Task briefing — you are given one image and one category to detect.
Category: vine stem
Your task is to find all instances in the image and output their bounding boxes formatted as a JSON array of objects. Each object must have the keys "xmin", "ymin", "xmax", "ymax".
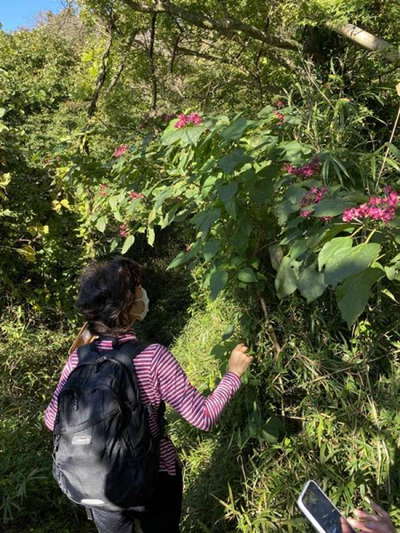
[{"xmin": 377, "ymin": 88, "xmax": 400, "ymax": 186}]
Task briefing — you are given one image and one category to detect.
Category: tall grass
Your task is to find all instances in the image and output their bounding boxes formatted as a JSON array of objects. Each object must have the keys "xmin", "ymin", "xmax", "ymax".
[{"xmin": 2, "ymin": 290, "xmax": 400, "ymax": 531}]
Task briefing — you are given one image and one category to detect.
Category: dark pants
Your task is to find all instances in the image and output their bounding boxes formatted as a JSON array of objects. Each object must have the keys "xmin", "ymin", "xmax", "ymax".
[{"xmin": 91, "ymin": 469, "xmax": 183, "ymax": 533}]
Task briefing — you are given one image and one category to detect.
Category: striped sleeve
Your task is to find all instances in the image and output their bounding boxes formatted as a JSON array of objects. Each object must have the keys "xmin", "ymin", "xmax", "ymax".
[
  {"xmin": 43, "ymin": 350, "xmax": 79, "ymax": 431},
  {"xmin": 153, "ymin": 345, "xmax": 241, "ymax": 431}
]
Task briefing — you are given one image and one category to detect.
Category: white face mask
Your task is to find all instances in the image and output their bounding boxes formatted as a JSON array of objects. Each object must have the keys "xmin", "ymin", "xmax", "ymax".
[{"xmin": 135, "ymin": 287, "xmax": 149, "ymax": 321}]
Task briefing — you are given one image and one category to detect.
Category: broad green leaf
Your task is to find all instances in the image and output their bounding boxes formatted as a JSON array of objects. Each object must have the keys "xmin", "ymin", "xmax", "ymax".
[
  {"xmin": 167, "ymin": 241, "xmax": 201, "ymax": 270},
  {"xmin": 221, "ymin": 117, "xmax": 253, "ymax": 141},
  {"xmin": 249, "ymin": 180, "xmax": 274, "ymax": 205},
  {"xmin": 121, "ymin": 234, "xmax": 135, "ymax": 254},
  {"xmin": 210, "ymin": 268, "xmax": 228, "ymax": 300},
  {"xmin": 109, "ymin": 195, "xmax": 120, "ymax": 211},
  {"xmin": 238, "ymin": 267, "xmax": 258, "ymax": 283},
  {"xmin": 313, "ymin": 198, "xmax": 352, "ymax": 217},
  {"xmin": 217, "ymin": 182, "xmax": 238, "ymax": 205},
  {"xmin": 96, "ymin": 216, "xmax": 107, "ymax": 233},
  {"xmin": 324, "ymin": 242, "xmax": 381, "ymax": 287},
  {"xmin": 275, "ymin": 200, "xmax": 299, "ymax": 225},
  {"xmin": 280, "ymin": 140, "xmax": 312, "ymax": 161},
  {"xmin": 217, "ymin": 182, "xmax": 238, "ymax": 217},
  {"xmin": 203, "ymin": 239, "xmax": 220, "ymax": 261},
  {"xmin": 318, "ymin": 237, "xmax": 353, "ymax": 271},
  {"xmin": 298, "ymin": 263, "xmax": 327, "ymax": 303},
  {"xmin": 192, "ymin": 208, "xmax": 221, "ymax": 235},
  {"xmin": 0, "ymin": 108, "xmax": 6, "ymax": 118},
  {"xmin": 275, "ymin": 256, "xmax": 299, "ymax": 298},
  {"xmin": 286, "ymin": 185, "xmax": 307, "ymax": 204},
  {"xmin": 218, "ymin": 148, "xmax": 252, "ymax": 174},
  {"xmin": 336, "ymin": 268, "xmax": 383, "ymax": 327}
]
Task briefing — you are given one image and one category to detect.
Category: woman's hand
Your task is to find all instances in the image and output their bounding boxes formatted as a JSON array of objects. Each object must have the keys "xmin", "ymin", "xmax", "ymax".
[
  {"xmin": 228, "ymin": 343, "xmax": 253, "ymax": 378},
  {"xmin": 345, "ymin": 503, "xmax": 396, "ymax": 533}
]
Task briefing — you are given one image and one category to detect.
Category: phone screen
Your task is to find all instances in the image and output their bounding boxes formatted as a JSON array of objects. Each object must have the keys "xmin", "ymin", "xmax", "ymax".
[{"xmin": 301, "ymin": 481, "xmax": 354, "ymax": 533}]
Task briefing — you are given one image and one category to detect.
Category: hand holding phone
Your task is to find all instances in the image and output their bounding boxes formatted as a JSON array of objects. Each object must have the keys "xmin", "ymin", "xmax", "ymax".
[{"xmin": 297, "ymin": 480, "xmax": 355, "ymax": 533}]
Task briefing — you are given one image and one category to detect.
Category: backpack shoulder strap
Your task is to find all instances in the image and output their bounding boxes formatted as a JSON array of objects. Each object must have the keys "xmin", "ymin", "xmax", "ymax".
[
  {"xmin": 110, "ymin": 341, "xmax": 149, "ymax": 371},
  {"xmin": 77, "ymin": 342, "xmax": 99, "ymax": 365}
]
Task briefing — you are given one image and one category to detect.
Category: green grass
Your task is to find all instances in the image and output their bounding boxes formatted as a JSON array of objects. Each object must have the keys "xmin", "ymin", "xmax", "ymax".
[{"xmin": 2, "ymin": 293, "xmax": 400, "ymax": 532}]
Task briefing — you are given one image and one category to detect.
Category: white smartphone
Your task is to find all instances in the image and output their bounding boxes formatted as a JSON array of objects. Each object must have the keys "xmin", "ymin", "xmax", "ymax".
[{"xmin": 297, "ymin": 480, "xmax": 355, "ymax": 533}]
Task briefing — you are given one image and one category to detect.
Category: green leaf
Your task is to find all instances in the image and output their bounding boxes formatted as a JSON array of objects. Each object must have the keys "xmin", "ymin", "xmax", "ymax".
[
  {"xmin": 147, "ymin": 227, "xmax": 155, "ymax": 246},
  {"xmin": 0, "ymin": 108, "xmax": 6, "ymax": 118},
  {"xmin": 222, "ymin": 325, "xmax": 234, "ymax": 340},
  {"xmin": 238, "ymin": 267, "xmax": 258, "ymax": 283},
  {"xmin": 249, "ymin": 180, "xmax": 274, "ymax": 205},
  {"xmin": 217, "ymin": 182, "xmax": 238, "ymax": 217},
  {"xmin": 218, "ymin": 148, "xmax": 252, "ymax": 174},
  {"xmin": 280, "ymin": 140, "xmax": 312, "ymax": 161},
  {"xmin": 221, "ymin": 117, "xmax": 252, "ymax": 141},
  {"xmin": 275, "ymin": 256, "xmax": 299, "ymax": 298},
  {"xmin": 167, "ymin": 243, "xmax": 200, "ymax": 270},
  {"xmin": 203, "ymin": 239, "xmax": 220, "ymax": 261},
  {"xmin": 336, "ymin": 268, "xmax": 383, "ymax": 327},
  {"xmin": 96, "ymin": 216, "xmax": 107, "ymax": 233},
  {"xmin": 192, "ymin": 208, "xmax": 221, "ymax": 235},
  {"xmin": 324, "ymin": 242, "xmax": 381, "ymax": 287},
  {"xmin": 313, "ymin": 198, "xmax": 352, "ymax": 217},
  {"xmin": 210, "ymin": 268, "xmax": 228, "ymax": 299},
  {"xmin": 121, "ymin": 234, "xmax": 135, "ymax": 254},
  {"xmin": 298, "ymin": 262, "xmax": 327, "ymax": 303},
  {"xmin": 161, "ymin": 125, "xmax": 206, "ymax": 146},
  {"xmin": 318, "ymin": 237, "xmax": 353, "ymax": 271}
]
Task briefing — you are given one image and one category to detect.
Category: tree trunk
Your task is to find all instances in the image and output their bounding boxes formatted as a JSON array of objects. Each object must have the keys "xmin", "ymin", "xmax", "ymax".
[{"xmin": 330, "ymin": 23, "xmax": 400, "ymax": 63}]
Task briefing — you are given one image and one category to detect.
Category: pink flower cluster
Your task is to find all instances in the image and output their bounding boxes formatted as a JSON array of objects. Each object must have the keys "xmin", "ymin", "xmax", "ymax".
[
  {"xmin": 300, "ymin": 187, "xmax": 328, "ymax": 218},
  {"xmin": 342, "ymin": 187, "xmax": 399, "ymax": 223},
  {"xmin": 129, "ymin": 191, "xmax": 145, "ymax": 200},
  {"xmin": 113, "ymin": 144, "xmax": 129, "ymax": 158},
  {"xmin": 274, "ymin": 100, "xmax": 286, "ymax": 109},
  {"xmin": 119, "ymin": 224, "xmax": 129, "ymax": 238},
  {"xmin": 274, "ymin": 111, "xmax": 285, "ymax": 125},
  {"xmin": 99, "ymin": 184, "xmax": 108, "ymax": 197},
  {"xmin": 283, "ymin": 157, "xmax": 321, "ymax": 178},
  {"xmin": 174, "ymin": 113, "xmax": 203, "ymax": 129}
]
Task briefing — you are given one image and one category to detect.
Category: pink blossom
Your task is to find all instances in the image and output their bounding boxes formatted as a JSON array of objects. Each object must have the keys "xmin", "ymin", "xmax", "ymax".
[
  {"xmin": 119, "ymin": 224, "xmax": 129, "ymax": 238},
  {"xmin": 99, "ymin": 184, "xmax": 108, "ymax": 197},
  {"xmin": 342, "ymin": 189, "xmax": 399, "ymax": 223},
  {"xmin": 300, "ymin": 209, "xmax": 312, "ymax": 218},
  {"xmin": 274, "ymin": 111, "xmax": 285, "ymax": 125},
  {"xmin": 174, "ymin": 112, "xmax": 203, "ymax": 128},
  {"xmin": 113, "ymin": 144, "xmax": 129, "ymax": 157},
  {"xmin": 129, "ymin": 191, "xmax": 145, "ymax": 200},
  {"xmin": 282, "ymin": 157, "xmax": 321, "ymax": 178},
  {"xmin": 274, "ymin": 100, "xmax": 285, "ymax": 109},
  {"xmin": 300, "ymin": 187, "xmax": 328, "ymax": 208}
]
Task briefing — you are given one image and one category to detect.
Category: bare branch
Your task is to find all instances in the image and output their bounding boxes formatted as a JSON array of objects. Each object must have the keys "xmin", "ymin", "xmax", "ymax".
[
  {"xmin": 121, "ymin": 0, "xmax": 299, "ymax": 52},
  {"xmin": 329, "ymin": 23, "xmax": 400, "ymax": 64}
]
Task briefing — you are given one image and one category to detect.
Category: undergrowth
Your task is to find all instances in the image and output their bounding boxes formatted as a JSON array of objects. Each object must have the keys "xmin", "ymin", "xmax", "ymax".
[{"xmin": 2, "ymin": 291, "xmax": 400, "ymax": 531}]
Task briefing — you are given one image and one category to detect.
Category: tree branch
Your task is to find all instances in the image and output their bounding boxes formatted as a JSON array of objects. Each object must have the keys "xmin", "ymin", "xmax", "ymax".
[
  {"xmin": 148, "ymin": 13, "xmax": 158, "ymax": 111},
  {"xmin": 329, "ymin": 23, "xmax": 400, "ymax": 64},
  {"xmin": 121, "ymin": 0, "xmax": 299, "ymax": 52}
]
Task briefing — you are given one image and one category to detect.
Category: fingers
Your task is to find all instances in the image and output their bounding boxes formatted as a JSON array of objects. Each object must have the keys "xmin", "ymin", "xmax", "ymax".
[
  {"xmin": 340, "ymin": 517, "xmax": 353, "ymax": 533},
  {"xmin": 371, "ymin": 503, "xmax": 391, "ymax": 520},
  {"xmin": 347, "ymin": 518, "xmax": 378, "ymax": 533}
]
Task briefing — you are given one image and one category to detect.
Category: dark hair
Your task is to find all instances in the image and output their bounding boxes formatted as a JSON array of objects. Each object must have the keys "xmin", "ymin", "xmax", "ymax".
[{"xmin": 76, "ymin": 256, "xmax": 143, "ymax": 336}]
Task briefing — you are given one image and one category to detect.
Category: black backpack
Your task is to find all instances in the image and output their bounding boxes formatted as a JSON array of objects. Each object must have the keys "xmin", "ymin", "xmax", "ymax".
[{"xmin": 52, "ymin": 339, "xmax": 165, "ymax": 512}]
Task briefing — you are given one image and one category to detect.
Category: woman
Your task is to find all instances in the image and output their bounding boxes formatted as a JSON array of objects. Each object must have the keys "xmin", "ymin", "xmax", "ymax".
[{"xmin": 44, "ymin": 256, "xmax": 253, "ymax": 533}]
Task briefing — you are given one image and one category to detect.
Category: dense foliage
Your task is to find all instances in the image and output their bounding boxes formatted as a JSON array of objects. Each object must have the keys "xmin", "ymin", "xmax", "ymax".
[{"xmin": 1, "ymin": 1, "xmax": 400, "ymax": 531}]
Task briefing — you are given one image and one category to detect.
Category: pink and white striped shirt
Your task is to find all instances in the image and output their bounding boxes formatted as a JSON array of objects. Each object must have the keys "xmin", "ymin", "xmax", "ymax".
[{"xmin": 44, "ymin": 333, "xmax": 241, "ymax": 476}]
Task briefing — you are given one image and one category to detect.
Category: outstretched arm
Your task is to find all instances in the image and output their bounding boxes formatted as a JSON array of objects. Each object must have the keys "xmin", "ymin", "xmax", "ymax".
[{"xmin": 154, "ymin": 343, "xmax": 253, "ymax": 431}]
